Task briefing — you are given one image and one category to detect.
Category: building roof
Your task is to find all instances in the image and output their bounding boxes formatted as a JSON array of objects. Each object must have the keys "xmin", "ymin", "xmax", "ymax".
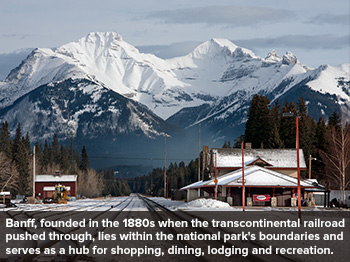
[
  {"xmin": 35, "ymin": 174, "xmax": 77, "ymax": 183},
  {"xmin": 211, "ymin": 148, "xmax": 307, "ymax": 169},
  {"xmin": 180, "ymin": 166, "xmax": 317, "ymax": 190}
]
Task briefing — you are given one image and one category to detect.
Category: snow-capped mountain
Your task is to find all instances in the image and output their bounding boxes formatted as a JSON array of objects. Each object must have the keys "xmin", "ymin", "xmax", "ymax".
[{"xmin": 0, "ymin": 32, "xmax": 349, "ymax": 165}]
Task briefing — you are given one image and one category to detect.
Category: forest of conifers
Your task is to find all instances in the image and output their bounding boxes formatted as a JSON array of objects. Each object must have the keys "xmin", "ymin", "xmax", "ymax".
[{"xmin": 1, "ymin": 94, "xmax": 349, "ymax": 200}]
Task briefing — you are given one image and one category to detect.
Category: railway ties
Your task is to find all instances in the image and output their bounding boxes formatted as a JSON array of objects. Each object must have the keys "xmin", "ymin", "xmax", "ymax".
[
  {"xmin": 137, "ymin": 194, "xmax": 249, "ymax": 262},
  {"xmin": 2, "ymin": 195, "xmax": 295, "ymax": 262},
  {"xmin": 3, "ymin": 195, "xmax": 134, "ymax": 262},
  {"xmin": 137, "ymin": 194, "xmax": 294, "ymax": 262}
]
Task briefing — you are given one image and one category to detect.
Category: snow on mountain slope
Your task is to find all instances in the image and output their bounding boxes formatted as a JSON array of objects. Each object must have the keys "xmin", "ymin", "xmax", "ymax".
[
  {"xmin": 0, "ymin": 48, "xmax": 82, "ymax": 106},
  {"xmin": 0, "ymin": 78, "xmax": 174, "ymax": 142},
  {"xmin": 0, "ymin": 32, "xmax": 349, "ymax": 124},
  {"xmin": 54, "ymin": 32, "xmax": 191, "ymax": 117},
  {"xmin": 306, "ymin": 64, "xmax": 350, "ymax": 102}
]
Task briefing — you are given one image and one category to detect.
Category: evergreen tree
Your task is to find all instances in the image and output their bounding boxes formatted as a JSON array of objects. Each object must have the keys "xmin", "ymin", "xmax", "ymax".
[
  {"xmin": 22, "ymin": 132, "xmax": 31, "ymax": 153},
  {"xmin": 80, "ymin": 146, "xmax": 89, "ymax": 171},
  {"xmin": 315, "ymin": 118, "xmax": 327, "ymax": 151},
  {"xmin": 11, "ymin": 123, "xmax": 30, "ymax": 194},
  {"xmin": 270, "ymin": 99, "xmax": 282, "ymax": 128},
  {"xmin": 269, "ymin": 122, "xmax": 284, "ymax": 148},
  {"xmin": 233, "ymin": 135, "xmax": 244, "ymax": 148},
  {"xmin": 328, "ymin": 111, "xmax": 341, "ymax": 131},
  {"xmin": 52, "ymin": 134, "xmax": 60, "ymax": 165},
  {"xmin": 34, "ymin": 142, "xmax": 43, "ymax": 173},
  {"xmin": 42, "ymin": 140, "xmax": 50, "ymax": 170},
  {"xmin": 297, "ymin": 97, "xmax": 316, "ymax": 164},
  {"xmin": 0, "ymin": 122, "xmax": 12, "ymax": 158},
  {"xmin": 68, "ymin": 137, "xmax": 76, "ymax": 173},
  {"xmin": 59, "ymin": 145, "xmax": 69, "ymax": 172},
  {"xmin": 222, "ymin": 141, "xmax": 232, "ymax": 148},
  {"xmin": 279, "ymin": 100, "xmax": 297, "ymax": 148},
  {"xmin": 245, "ymin": 94, "xmax": 272, "ymax": 148},
  {"xmin": 12, "ymin": 123, "xmax": 22, "ymax": 161}
]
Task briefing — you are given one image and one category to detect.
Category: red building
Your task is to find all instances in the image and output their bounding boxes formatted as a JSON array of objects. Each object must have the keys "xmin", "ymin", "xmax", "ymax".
[{"xmin": 35, "ymin": 173, "xmax": 78, "ymax": 199}]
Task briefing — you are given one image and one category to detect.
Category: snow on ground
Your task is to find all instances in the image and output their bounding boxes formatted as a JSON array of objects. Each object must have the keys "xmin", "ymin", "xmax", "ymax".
[
  {"xmin": 2, "ymin": 196, "xmax": 131, "ymax": 212},
  {"xmin": 178, "ymin": 198, "xmax": 232, "ymax": 211},
  {"xmin": 148, "ymin": 197, "xmax": 185, "ymax": 211},
  {"xmin": 2, "ymin": 196, "xmax": 347, "ymax": 212},
  {"xmin": 150, "ymin": 197, "xmax": 239, "ymax": 211}
]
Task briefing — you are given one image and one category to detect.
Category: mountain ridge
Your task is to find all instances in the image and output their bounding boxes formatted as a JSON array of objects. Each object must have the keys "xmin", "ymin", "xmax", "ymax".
[{"xmin": 0, "ymin": 32, "xmax": 349, "ymax": 167}]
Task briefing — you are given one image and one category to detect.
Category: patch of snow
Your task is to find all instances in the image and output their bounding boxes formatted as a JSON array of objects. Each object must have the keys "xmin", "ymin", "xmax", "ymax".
[{"xmin": 178, "ymin": 198, "xmax": 232, "ymax": 210}]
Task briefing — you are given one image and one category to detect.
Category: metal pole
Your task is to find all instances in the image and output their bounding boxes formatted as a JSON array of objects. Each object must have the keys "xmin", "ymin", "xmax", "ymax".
[
  {"xmin": 198, "ymin": 123, "xmax": 201, "ymax": 197},
  {"xmin": 167, "ymin": 177, "xmax": 169, "ymax": 199},
  {"xmin": 33, "ymin": 145, "xmax": 36, "ymax": 198},
  {"xmin": 214, "ymin": 153, "xmax": 217, "ymax": 200},
  {"xmin": 309, "ymin": 154, "xmax": 312, "ymax": 179},
  {"xmin": 242, "ymin": 142, "xmax": 245, "ymax": 212},
  {"xmin": 151, "ymin": 158, "xmax": 153, "ymax": 196},
  {"xmin": 164, "ymin": 135, "xmax": 166, "ymax": 198},
  {"xmin": 296, "ymin": 117, "xmax": 301, "ymax": 221}
]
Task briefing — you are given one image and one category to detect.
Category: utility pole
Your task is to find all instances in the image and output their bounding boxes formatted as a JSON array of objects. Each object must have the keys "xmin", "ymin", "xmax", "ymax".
[
  {"xmin": 296, "ymin": 116, "xmax": 301, "ymax": 222},
  {"xmin": 150, "ymin": 158, "xmax": 153, "ymax": 196},
  {"xmin": 242, "ymin": 142, "xmax": 245, "ymax": 212},
  {"xmin": 309, "ymin": 154, "xmax": 312, "ymax": 179},
  {"xmin": 214, "ymin": 153, "xmax": 217, "ymax": 200},
  {"xmin": 283, "ymin": 112, "xmax": 302, "ymax": 222},
  {"xmin": 33, "ymin": 145, "xmax": 36, "ymax": 198},
  {"xmin": 164, "ymin": 135, "xmax": 167, "ymax": 198},
  {"xmin": 198, "ymin": 123, "xmax": 201, "ymax": 197}
]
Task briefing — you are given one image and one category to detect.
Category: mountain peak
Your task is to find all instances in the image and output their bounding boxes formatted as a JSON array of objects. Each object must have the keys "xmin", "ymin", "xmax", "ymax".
[
  {"xmin": 83, "ymin": 32, "xmax": 124, "ymax": 45},
  {"xmin": 189, "ymin": 38, "xmax": 237, "ymax": 59},
  {"xmin": 265, "ymin": 50, "xmax": 282, "ymax": 62},
  {"xmin": 282, "ymin": 51, "xmax": 298, "ymax": 65},
  {"xmin": 55, "ymin": 32, "xmax": 138, "ymax": 60}
]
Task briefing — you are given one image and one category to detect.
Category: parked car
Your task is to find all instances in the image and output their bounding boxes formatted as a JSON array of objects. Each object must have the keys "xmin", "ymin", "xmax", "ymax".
[{"xmin": 345, "ymin": 195, "xmax": 350, "ymax": 208}]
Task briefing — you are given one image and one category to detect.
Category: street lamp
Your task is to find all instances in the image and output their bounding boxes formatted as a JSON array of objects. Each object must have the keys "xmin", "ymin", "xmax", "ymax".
[
  {"xmin": 283, "ymin": 112, "xmax": 301, "ymax": 221},
  {"xmin": 308, "ymin": 155, "xmax": 317, "ymax": 179}
]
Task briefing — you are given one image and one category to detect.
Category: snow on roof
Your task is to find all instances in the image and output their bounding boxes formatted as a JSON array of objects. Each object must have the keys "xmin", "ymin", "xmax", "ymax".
[
  {"xmin": 180, "ymin": 180, "xmax": 209, "ymax": 190},
  {"xmin": 221, "ymin": 166, "xmax": 313, "ymax": 187},
  {"xmin": 181, "ymin": 166, "xmax": 317, "ymax": 190},
  {"xmin": 212, "ymin": 148, "xmax": 307, "ymax": 169},
  {"xmin": 35, "ymin": 174, "xmax": 77, "ymax": 183}
]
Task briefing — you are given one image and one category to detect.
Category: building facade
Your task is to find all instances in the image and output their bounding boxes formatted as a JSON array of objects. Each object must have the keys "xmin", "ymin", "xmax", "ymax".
[
  {"xmin": 181, "ymin": 148, "xmax": 324, "ymax": 207},
  {"xmin": 35, "ymin": 173, "xmax": 78, "ymax": 199}
]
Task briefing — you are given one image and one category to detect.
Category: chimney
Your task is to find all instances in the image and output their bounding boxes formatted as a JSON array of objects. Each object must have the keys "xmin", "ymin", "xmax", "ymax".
[{"xmin": 245, "ymin": 143, "xmax": 252, "ymax": 150}]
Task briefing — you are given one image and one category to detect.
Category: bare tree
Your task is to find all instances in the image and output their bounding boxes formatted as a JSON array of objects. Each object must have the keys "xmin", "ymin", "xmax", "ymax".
[
  {"xmin": 0, "ymin": 153, "xmax": 19, "ymax": 192},
  {"xmin": 78, "ymin": 169, "xmax": 104, "ymax": 198},
  {"xmin": 321, "ymin": 124, "xmax": 350, "ymax": 203}
]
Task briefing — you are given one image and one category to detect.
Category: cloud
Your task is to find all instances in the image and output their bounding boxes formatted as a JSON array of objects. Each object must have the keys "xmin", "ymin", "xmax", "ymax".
[
  {"xmin": 136, "ymin": 34, "xmax": 348, "ymax": 61},
  {"xmin": 2, "ymin": 34, "xmax": 32, "ymax": 40},
  {"xmin": 137, "ymin": 41, "xmax": 200, "ymax": 58},
  {"xmin": 0, "ymin": 49, "xmax": 32, "ymax": 80},
  {"xmin": 234, "ymin": 34, "xmax": 350, "ymax": 50},
  {"xmin": 307, "ymin": 13, "xmax": 350, "ymax": 25},
  {"xmin": 147, "ymin": 6, "xmax": 294, "ymax": 26}
]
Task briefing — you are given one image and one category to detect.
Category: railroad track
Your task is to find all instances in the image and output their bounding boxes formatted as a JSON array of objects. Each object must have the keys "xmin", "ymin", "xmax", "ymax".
[
  {"xmin": 137, "ymin": 194, "xmax": 294, "ymax": 262},
  {"xmin": 3, "ymin": 195, "xmax": 134, "ymax": 262},
  {"xmin": 2, "ymin": 194, "xmax": 315, "ymax": 262}
]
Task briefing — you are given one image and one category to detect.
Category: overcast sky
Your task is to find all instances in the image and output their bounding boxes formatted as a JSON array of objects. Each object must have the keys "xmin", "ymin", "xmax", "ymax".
[{"xmin": 0, "ymin": 0, "xmax": 349, "ymax": 79}]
